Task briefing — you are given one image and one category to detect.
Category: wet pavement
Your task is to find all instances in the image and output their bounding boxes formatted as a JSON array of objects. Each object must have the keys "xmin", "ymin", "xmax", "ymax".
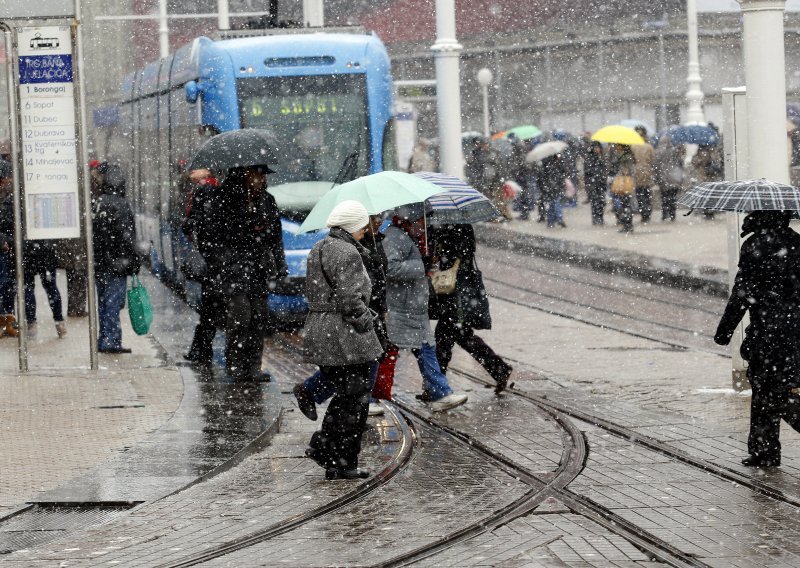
[{"xmin": 6, "ymin": 213, "xmax": 800, "ymax": 566}]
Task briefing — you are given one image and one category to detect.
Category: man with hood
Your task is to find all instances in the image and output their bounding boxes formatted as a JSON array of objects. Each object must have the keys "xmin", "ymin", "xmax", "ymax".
[
  {"xmin": 92, "ymin": 164, "xmax": 140, "ymax": 353},
  {"xmin": 715, "ymin": 210, "xmax": 800, "ymax": 467}
]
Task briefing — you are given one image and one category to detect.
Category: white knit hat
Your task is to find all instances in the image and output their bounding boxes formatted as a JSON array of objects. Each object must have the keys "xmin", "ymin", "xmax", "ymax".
[{"xmin": 326, "ymin": 200, "xmax": 369, "ymax": 233}]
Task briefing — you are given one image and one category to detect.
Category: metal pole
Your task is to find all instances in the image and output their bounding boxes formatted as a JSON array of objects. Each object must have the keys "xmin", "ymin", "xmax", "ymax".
[
  {"xmin": 685, "ymin": 0, "xmax": 705, "ymax": 124},
  {"xmin": 2, "ymin": 24, "xmax": 27, "ymax": 371},
  {"xmin": 75, "ymin": 0, "xmax": 99, "ymax": 370},
  {"xmin": 158, "ymin": 0, "xmax": 169, "ymax": 58},
  {"xmin": 722, "ymin": 87, "xmax": 749, "ymax": 390},
  {"xmin": 217, "ymin": 0, "xmax": 230, "ymax": 30},
  {"xmin": 302, "ymin": 0, "xmax": 324, "ymax": 27},
  {"xmin": 481, "ymin": 85, "xmax": 489, "ymax": 137},
  {"xmin": 477, "ymin": 68, "xmax": 493, "ymax": 137},
  {"xmin": 737, "ymin": 0, "xmax": 789, "ymax": 183},
  {"xmin": 432, "ymin": 0, "xmax": 464, "ymax": 178},
  {"xmin": 659, "ymin": 31, "xmax": 668, "ymax": 130}
]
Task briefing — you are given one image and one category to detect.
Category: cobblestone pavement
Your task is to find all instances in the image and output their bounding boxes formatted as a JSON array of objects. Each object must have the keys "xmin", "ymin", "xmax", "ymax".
[
  {"xmin": 2, "ymin": 348, "xmax": 406, "ymax": 566},
  {"xmin": 423, "ymin": 507, "xmax": 656, "ymax": 567},
  {"xmin": 0, "ymin": 271, "xmax": 183, "ymax": 518},
  {"xmin": 10, "ymin": 232, "xmax": 800, "ymax": 567}
]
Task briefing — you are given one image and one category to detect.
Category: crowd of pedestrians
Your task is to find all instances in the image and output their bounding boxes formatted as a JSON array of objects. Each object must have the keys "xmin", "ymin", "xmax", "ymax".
[{"xmin": 415, "ymin": 125, "xmax": 725, "ymax": 234}]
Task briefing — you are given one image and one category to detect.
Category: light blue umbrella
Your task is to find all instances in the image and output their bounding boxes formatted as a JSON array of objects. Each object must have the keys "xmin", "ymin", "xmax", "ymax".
[
  {"xmin": 413, "ymin": 171, "xmax": 501, "ymax": 225},
  {"xmin": 298, "ymin": 171, "xmax": 447, "ymax": 233}
]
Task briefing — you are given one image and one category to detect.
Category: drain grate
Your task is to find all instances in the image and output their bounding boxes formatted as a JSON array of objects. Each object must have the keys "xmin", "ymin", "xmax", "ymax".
[{"xmin": 0, "ymin": 503, "xmax": 137, "ymax": 554}]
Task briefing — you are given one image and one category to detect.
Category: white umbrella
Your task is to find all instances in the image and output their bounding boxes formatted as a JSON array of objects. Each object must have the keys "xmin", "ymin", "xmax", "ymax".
[{"xmin": 525, "ymin": 141, "xmax": 568, "ymax": 164}]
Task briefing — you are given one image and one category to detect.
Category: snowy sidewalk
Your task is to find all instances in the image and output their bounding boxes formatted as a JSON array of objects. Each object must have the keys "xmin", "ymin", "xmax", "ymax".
[{"xmin": 0, "ymin": 271, "xmax": 183, "ymax": 516}]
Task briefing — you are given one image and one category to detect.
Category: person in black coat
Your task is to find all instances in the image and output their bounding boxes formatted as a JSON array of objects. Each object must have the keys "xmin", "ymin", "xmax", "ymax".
[
  {"xmin": 583, "ymin": 141, "xmax": 608, "ymax": 225},
  {"xmin": 536, "ymin": 154, "xmax": 568, "ymax": 228},
  {"xmin": 93, "ymin": 165, "xmax": 140, "ymax": 353},
  {"xmin": 182, "ymin": 173, "xmax": 225, "ymax": 363},
  {"xmin": 433, "ymin": 223, "xmax": 512, "ymax": 393},
  {"xmin": 715, "ymin": 210, "xmax": 800, "ymax": 467},
  {"xmin": 0, "ymin": 159, "xmax": 18, "ymax": 336},
  {"xmin": 205, "ymin": 166, "xmax": 287, "ymax": 381}
]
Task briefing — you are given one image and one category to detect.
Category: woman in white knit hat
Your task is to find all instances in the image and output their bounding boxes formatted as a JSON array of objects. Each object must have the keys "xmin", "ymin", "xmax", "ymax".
[{"xmin": 303, "ymin": 200, "xmax": 383, "ymax": 480}]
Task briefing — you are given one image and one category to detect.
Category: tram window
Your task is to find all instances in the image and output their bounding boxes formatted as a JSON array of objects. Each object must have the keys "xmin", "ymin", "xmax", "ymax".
[{"xmin": 238, "ymin": 74, "xmax": 370, "ymax": 193}]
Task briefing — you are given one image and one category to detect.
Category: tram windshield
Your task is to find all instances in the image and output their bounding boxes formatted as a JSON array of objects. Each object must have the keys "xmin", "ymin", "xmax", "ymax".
[{"xmin": 239, "ymin": 74, "xmax": 370, "ymax": 218}]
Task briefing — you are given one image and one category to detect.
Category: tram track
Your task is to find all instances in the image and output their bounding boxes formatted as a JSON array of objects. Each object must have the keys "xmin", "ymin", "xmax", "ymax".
[
  {"xmin": 380, "ymin": 396, "xmax": 707, "ymax": 568},
  {"xmin": 477, "ymin": 253, "xmax": 728, "ymax": 357},
  {"xmin": 476, "ymin": 249, "xmax": 725, "ymax": 318},
  {"xmin": 451, "ymin": 366, "xmax": 800, "ymax": 515},
  {"xmin": 155, "ymin": 401, "xmax": 418, "ymax": 568}
]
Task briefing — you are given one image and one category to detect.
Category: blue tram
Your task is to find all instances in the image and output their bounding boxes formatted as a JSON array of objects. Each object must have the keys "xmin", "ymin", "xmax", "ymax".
[{"xmin": 107, "ymin": 30, "xmax": 395, "ymax": 320}]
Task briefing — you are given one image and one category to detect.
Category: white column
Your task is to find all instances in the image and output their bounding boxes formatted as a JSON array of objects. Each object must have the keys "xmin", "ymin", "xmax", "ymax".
[
  {"xmin": 737, "ymin": 0, "xmax": 789, "ymax": 183},
  {"xmin": 303, "ymin": 0, "xmax": 325, "ymax": 27},
  {"xmin": 685, "ymin": 0, "xmax": 705, "ymax": 124},
  {"xmin": 432, "ymin": 0, "xmax": 464, "ymax": 178},
  {"xmin": 477, "ymin": 68, "xmax": 493, "ymax": 138},
  {"xmin": 158, "ymin": 0, "xmax": 169, "ymax": 58},
  {"xmin": 217, "ymin": 0, "xmax": 230, "ymax": 30}
]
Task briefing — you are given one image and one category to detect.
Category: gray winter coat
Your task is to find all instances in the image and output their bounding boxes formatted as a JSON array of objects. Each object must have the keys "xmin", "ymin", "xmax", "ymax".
[
  {"xmin": 303, "ymin": 228, "xmax": 383, "ymax": 367},
  {"xmin": 383, "ymin": 225, "xmax": 435, "ymax": 349}
]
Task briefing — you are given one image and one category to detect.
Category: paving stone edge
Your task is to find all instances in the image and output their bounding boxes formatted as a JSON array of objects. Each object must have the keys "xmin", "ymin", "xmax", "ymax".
[{"xmin": 475, "ymin": 224, "xmax": 729, "ymax": 297}]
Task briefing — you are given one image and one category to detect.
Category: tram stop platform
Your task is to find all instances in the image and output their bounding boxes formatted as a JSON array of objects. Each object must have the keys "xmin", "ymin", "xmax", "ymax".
[{"xmin": 4, "ymin": 206, "xmax": 800, "ymax": 566}]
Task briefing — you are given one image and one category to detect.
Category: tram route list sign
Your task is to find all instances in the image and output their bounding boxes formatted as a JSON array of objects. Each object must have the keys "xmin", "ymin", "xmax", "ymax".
[{"xmin": 17, "ymin": 26, "xmax": 80, "ymax": 239}]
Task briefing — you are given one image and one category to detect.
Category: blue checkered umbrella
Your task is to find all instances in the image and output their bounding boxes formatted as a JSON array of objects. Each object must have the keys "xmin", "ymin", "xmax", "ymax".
[
  {"xmin": 413, "ymin": 171, "xmax": 502, "ymax": 224},
  {"xmin": 679, "ymin": 179, "xmax": 800, "ymax": 212}
]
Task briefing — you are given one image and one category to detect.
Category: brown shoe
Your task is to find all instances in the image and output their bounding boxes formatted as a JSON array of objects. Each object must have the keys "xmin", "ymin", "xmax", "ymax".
[{"xmin": 1, "ymin": 314, "xmax": 19, "ymax": 338}]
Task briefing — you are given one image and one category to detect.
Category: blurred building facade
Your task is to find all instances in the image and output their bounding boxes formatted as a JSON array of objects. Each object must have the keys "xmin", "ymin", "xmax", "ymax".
[{"xmin": 2, "ymin": 1, "xmax": 800, "ymax": 147}]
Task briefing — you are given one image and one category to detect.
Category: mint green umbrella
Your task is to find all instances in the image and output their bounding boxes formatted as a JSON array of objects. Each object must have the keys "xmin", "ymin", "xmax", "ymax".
[
  {"xmin": 506, "ymin": 124, "xmax": 542, "ymax": 140},
  {"xmin": 298, "ymin": 171, "xmax": 447, "ymax": 233}
]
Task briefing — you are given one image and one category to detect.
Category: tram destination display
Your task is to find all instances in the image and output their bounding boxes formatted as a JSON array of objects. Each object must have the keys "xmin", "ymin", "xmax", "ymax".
[{"xmin": 17, "ymin": 26, "xmax": 80, "ymax": 239}]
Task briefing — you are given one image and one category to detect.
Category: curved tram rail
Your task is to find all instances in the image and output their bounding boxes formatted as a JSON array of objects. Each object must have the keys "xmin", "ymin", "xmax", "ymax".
[
  {"xmin": 452, "ymin": 367, "xmax": 800, "ymax": 522},
  {"xmin": 156, "ymin": 402, "xmax": 417, "ymax": 568},
  {"xmin": 381, "ymin": 397, "xmax": 707, "ymax": 568}
]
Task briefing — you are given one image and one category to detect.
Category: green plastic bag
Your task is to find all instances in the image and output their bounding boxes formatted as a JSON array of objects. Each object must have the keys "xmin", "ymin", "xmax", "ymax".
[{"xmin": 127, "ymin": 275, "xmax": 153, "ymax": 335}]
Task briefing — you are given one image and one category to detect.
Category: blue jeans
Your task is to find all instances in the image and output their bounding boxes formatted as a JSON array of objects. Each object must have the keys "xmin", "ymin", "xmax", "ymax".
[
  {"xmin": 545, "ymin": 196, "xmax": 563, "ymax": 227},
  {"xmin": 96, "ymin": 274, "xmax": 127, "ymax": 350},
  {"xmin": 412, "ymin": 343, "xmax": 453, "ymax": 400},
  {"xmin": 305, "ymin": 361, "xmax": 379, "ymax": 405}
]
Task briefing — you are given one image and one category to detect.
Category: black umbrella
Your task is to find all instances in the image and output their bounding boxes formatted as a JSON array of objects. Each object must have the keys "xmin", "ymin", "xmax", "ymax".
[
  {"xmin": 679, "ymin": 179, "xmax": 800, "ymax": 212},
  {"xmin": 187, "ymin": 129, "xmax": 279, "ymax": 174}
]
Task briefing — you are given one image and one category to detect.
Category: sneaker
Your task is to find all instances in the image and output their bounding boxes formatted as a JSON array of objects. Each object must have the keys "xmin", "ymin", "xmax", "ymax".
[
  {"xmin": 368, "ymin": 403, "xmax": 384, "ymax": 417},
  {"xmin": 26, "ymin": 322, "xmax": 37, "ymax": 339},
  {"xmin": 55, "ymin": 322, "xmax": 67, "ymax": 338},
  {"xmin": 429, "ymin": 393, "xmax": 468, "ymax": 412}
]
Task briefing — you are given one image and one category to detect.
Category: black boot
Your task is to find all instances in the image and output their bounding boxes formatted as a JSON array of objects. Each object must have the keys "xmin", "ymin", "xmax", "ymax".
[
  {"xmin": 325, "ymin": 468, "xmax": 370, "ymax": 480},
  {"xmin": 742, "ymin": 454, "xmax": 781, "ymax": 468},
  {"xmin": 294, "ymin": 383, "xmax": 318, "ymax": 421}
]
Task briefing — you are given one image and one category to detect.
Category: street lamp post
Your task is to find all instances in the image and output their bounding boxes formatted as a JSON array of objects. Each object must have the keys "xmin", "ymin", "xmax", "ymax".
[
  {"xmin": 737, "ymin": 0, "xmax": 789, "ymax": 183},
  {"xmin": 685, "ymin": 0, "xmax": 705, "ymax": 124},
  {"xmin": 476, "ymin": 68, "xmax": 493, "ymax": 138},
  {"xmin": 432, "ymin": 0, "xmax": 464, "ymax": 178}
]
